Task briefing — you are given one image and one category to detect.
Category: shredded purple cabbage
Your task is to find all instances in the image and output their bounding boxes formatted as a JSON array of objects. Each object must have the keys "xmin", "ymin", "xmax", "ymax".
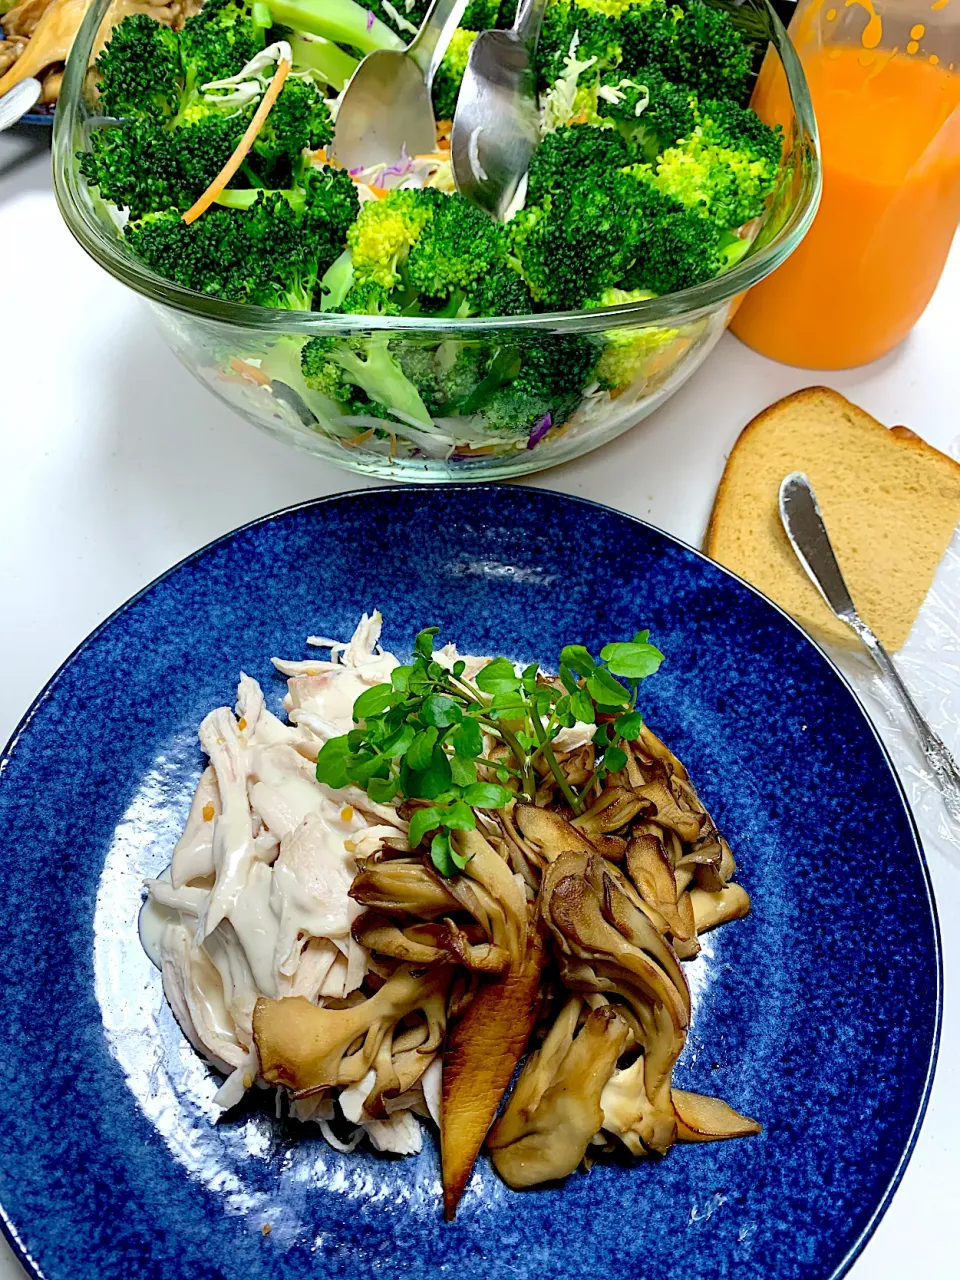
[
  {"xmin": 366, "ymin": 9, "xmax": 375, "ymax": 29},
  {"xmin": 349, "ymin": 166, "xmax": 364, "ymax": 176},
  {"xmin": 381, "ymin": 143, "xmax": 414, "ymax": 179},
  {"xmin": 526, "ymin": 412, "xmax": 552, "ymax": 450}
]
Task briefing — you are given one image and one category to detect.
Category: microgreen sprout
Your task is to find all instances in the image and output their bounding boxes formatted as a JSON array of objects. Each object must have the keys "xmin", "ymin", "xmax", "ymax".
[{"xmin": 315, "ymin": 626, "xmax": 664, "ymax": 875}]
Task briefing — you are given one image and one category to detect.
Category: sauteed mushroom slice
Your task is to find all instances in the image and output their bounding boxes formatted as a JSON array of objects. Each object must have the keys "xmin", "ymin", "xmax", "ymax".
[
  {"xmin": 572, "ymin": 786, "xmax": 649, "ymax": 835},
  {"xmin": 672, "ymin": 1089, "xmax": 761, "ymax": 1142},
  {"xmin": 487, "ymin": 1000, "xmax": 629, "ymax": 1188},
  {"xmin": 541, "ymin": 852, "xmax": 690, "ymax": 1032},
  {"xmin": 625, "ymin": 834, "xmax": 692, "ymax": 942},
  {"xmin": 635, "ymin": 782, "xmax": 703, "ymax": 843},
  {"xmin": 350, "ymin": 858, "xmax": 462, "ymax": 918},
  {"xmin": 352, "ymin": 913, "xmax": 511, "ymax": 973},
  {"xmin": 441, "ymin": 924, "xmax": 546, "ymax": 1218},
  {"xmin": 515, "ymin": 804, "xmax": 626, "ymax": 864},
  {"xmin": 600, "ymin": 1003, "xmax": 684, "ymax": 1157},
  {"xmin": 253, "ymin": 963, "xmax": 453, "ymax": 1096},
  {"xmin": 689, "ymin": 883, "xmax": 751, "ymax": 933}
]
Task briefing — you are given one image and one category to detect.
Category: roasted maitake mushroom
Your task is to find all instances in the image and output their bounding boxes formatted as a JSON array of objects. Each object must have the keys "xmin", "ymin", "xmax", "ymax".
[
  {"xmin": 488, "ymin": 998, "xmax": 629, "ymax": 1188},
  {"xmin": 253, "ymin": 963, "xmax": 451, "ymax": 1116}
]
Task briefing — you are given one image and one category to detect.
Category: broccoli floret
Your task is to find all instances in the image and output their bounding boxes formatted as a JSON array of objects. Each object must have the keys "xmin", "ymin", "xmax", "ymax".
[
  {"xmin": 467, "ymin": 266, "xmax": 532, "ymax": 317},
  {"xmin": 595, "ymin": 68, "xmax": 698, "ymax": 157},
  {"xmin": 512, "ymin": 123, "xmax": 726, "ymax": 306},
  {"xmin": 509, "ymin": 125, "xmax": 648, "ymax": 308},
  {"xmin": 79, "ymin": 110, "xmax": 247, "ymax": 218},
  {"xmin": 392, "ymin": 341, "xmax": 486, "ymax": 415},
  {"xmin": 251, "ymin": 76, "xmax": 333, "ymax": 186},
  {"xmin": 94, "ymin": 13, "xmax": 181, "ymax": 120},
  {"xmin": 618, "ymin": 1, "xmax": 753, "ymax": 102},
  {"xmin": 406, "ymin": 192, "xmax": 510, "ymax": 296},
  {"xmin": 432, "ymin": 28, "xmax": 478, "ymax": 121},
  {"xmin": 462, "ymin": 0, "xmax": 503, "ymax": 28},
  {"xmin": 476, "ymin": 335, "xmax": 598, "ymax": 437},
  {"xmin": 124, "ymin": 163, "xmax": 354, "ymax": 309},
  {"xmin": 302, "ymin": 280, "xmax": 431, "ymax": 422},
  {"xmin": 537, "ymin": 0, "xmax": 755, "ymax": 103},
  {"xmin": 620, "ymin": 199, "xmax": 724, "ymax": 293},
  {"xmin": 525, "ymin": 121, "xmax": 634, "ymax": 205},
  {"xmin": 180, "ymin": 0, "xmax": 266, "ymax": 88},
  {"xmin": 365, "ymin": 0, "xmax": 427, "ymax": 37},
  {"xmin": 585, "ymin": 286, "xmax": 680, "ymax": 389},
  {"xmin": 633, "ymin": 125, "xmax": 779, "ymax": 229},
  {"xmin": 697, "ymin": 95, "xmax": 783, "ymax": 167},
  {"xmin": 124, "ymin": 207, "xmax": 259, "ymax": 301},
  {"xmin": 536, "ymin": 2, "xmax": 629, "ymax": 93},
  {"xmin": 302, "ymin": 331, "xmax": 433, "ymax": 426},
  {"xmin": 346, "ymin": 187, "xmax": 439, "ymax": 288}
]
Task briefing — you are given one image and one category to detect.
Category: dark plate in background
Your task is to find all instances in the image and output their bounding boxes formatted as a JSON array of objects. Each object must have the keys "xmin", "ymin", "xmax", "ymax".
[{"xmin": 0, "ymin": 486, "xmax": 939, "ymax": 1280}]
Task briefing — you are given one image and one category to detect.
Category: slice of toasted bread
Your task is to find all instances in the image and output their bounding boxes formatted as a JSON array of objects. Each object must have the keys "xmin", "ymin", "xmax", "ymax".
[{"xmin": 705, "ymin": 387, "xmax": 960, "ymax": 651}]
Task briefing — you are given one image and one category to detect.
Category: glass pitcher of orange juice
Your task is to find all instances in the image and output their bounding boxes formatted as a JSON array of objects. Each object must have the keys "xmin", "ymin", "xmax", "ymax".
[{"xmin": 731, "ymin": 0, "xmax": 960, "ymax": 369}]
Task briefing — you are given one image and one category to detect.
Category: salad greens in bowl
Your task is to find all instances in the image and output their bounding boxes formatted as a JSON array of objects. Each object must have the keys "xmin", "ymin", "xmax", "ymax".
[{"xmin": 53, "ymin": 0, "xmax": 819, "ymax": 480}]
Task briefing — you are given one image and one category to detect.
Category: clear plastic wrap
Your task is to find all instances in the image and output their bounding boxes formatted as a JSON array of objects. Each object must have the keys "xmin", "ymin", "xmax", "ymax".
[{"xmin": 827, "ymin": 489, "xmax": 960, "ymax": 863}]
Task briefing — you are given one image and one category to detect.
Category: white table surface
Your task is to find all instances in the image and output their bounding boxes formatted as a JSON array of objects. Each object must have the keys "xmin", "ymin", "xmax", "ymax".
[{"xmin": 2, "ymin": 125, "xmax": 958, "ymax": 1280}]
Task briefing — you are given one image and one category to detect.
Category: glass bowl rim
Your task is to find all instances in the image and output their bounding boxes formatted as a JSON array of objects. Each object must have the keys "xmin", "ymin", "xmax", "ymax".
[{"xmin": 52, "ymin": 0, "xmax": 821, "ymax": 337}]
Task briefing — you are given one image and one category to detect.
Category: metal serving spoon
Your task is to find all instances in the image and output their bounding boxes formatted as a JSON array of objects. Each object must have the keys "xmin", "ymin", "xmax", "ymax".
[
  {"xmin": 332, "ymin": 0, "xmax": 468, "ymax": 173},
  {"xmin": 0, "ymin": 78, "xmax": 41, "ymax": 132},
  {"xmin": 779, "ymin": 471, "xmax": 960, "ymax": 822},
  {"xmin": 450, "ymin": 0, "xmax": 548, "ymax": 219}
]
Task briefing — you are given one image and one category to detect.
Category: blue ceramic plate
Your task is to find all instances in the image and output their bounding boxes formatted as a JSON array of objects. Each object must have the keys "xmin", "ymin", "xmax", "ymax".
[{"xmin": 0, "ymin": 486, "xmax": 940, "ymax": 1280}]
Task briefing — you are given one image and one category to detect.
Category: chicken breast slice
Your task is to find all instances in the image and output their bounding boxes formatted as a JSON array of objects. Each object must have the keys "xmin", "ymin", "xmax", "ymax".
[
  {"xmin": 160, "ymin": 921, "xmax": 246, "ymax": 1072},
  {"xmin": 170, "ymin": 766, "xmax": 219, "ymax": 888},
  {"xmin": 196, "ymin": 708, "xmax": 256, "ymax": 941}
]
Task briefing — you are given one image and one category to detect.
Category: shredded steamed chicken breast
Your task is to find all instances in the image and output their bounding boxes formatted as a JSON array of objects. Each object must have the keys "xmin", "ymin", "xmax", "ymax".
[{"xmin": 140, "ymin": 611, "xmax": 447, "ymax": 1153}]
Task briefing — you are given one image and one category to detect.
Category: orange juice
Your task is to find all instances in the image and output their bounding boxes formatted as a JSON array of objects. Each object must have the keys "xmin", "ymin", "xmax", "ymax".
[{"xmin": 732, "ymin": 43, "xmax": 960, "ymax": 368}]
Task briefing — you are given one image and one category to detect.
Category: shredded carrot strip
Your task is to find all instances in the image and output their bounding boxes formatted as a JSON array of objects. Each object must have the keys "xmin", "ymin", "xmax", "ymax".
[
  {"xmin": 341, "ymin": 428, "xmax": 377, "ymax": 447},
  {"xmin": 229, "ymin": 358, "xmax": 272, "ymax": 386},
  {"xmin": 366, "ymin": 185, "xmax": 390, "ymax": 199},
  {"xmin": 183, "ymin": 59, "xmax": 291, "ymax": 225}
]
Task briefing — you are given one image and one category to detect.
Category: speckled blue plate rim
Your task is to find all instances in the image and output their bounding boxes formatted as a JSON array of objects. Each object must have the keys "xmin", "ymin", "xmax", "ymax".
[{"xmin": 0, "ymin": 483, "xmax": 942, "ymax": 1280}]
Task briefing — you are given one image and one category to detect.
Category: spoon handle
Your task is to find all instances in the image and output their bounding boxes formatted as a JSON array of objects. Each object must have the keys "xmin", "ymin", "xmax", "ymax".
[
  {"xmin": 407, "ymin": 0, "xmax": 471, "ymax": 83},
  {"xmin": 779, "ymin": 471, "xmax": 960, "ymax": 822},
  {"xmin": 514, "ymin": 0, "xmax": 549, "ymax": 46},
  {"xmin": 0, "ymin": 78, "xmax": 42, "ymax": 132}
]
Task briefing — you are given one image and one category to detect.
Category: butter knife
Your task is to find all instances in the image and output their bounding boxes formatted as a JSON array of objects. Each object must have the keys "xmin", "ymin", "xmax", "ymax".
[{"xmin": 779, "ymin": 470, "xmax": 960, "ymax": 822}]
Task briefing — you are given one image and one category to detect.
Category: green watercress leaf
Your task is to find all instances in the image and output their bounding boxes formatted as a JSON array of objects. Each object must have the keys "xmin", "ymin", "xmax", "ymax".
[
  {"xmin": 367, "ymin": 775, "xmax": 400, "ymax": 804},
  {"xmin": 421, "ymin": 694, "xmax": 462, "ymax": 728},
  {"xmin": 353, "ymin": 683, "xmax": 395, "ymax": 720},
  {"xmin": 559, "ymin": 645, "xmax": 595, "ymax": 677},
  {"xmin": 443, "ymin": 800, "xmax": 476, "ymax": 831},
  {"xmin": 430, "ymin": 829, "xmax": 456, "ymax": 877},
  {"xmin": 450, "ymin": 755, "xmax": 478, "ymax": 787},
  {"xmin": 462, "ymin": 782, "xmax": 512, "ymax": 809},
  {"xmin": 614, "ymin": 710, "xmax": 644, "ymax": 740},
  {"xmin": 315, "ymin": 736, "xmax": 352, "ymax": 789},
  {"xmin": 570, "ymin": 689, "xmax": 596, "ymax": 723},
  {"xmin": 415, "ymin": 626, "xmax": 439, "ymax": 658},
  {"xmin": 587, "ymin": 666, "xmax": 631, "ymax": 707},
  {"xmin": 600, "ymin": 640, "xmax": 664, "ymax": 680},
  {"xmin": 451, "ymin": 717, "xmax": 483, "ymax": 758},
  {"xmin": 409, "ymin": 806, "xmax": 444, "ymax": 849},
  {"xmin": 408, "ymin": 746, "xmax": 452, "ymax": 799},
  {"xmin": 475, "ymin": 657, "xmax": 522, "ymax": 695},
  {"xmin": 601, "ymin": 745, "xmax": 628, "ymax": 774},
  {"xmin": 381, "ymin": 722, "xmax": 416, "ymax": 758},
  {"xmin": 558, "ymin": 664, "xmax": 578, "ymax": 694},
  {"xmin": 407, "ymin": 726, "xmax": 439, "ymax": 771}
]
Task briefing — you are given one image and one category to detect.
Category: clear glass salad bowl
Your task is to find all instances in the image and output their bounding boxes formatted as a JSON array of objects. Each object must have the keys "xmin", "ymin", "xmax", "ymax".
[{"xmin": 53, "ymin": 0, "xmax": 819, "ymax": 482}]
